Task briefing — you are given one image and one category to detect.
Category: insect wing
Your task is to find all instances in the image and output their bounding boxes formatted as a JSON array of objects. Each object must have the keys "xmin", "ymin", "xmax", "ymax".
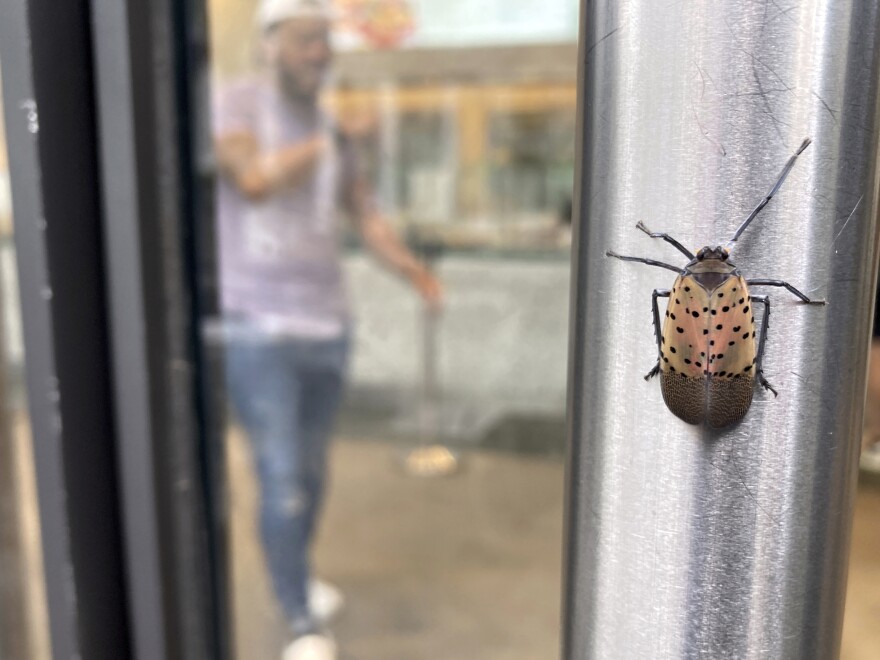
[
  {"xmin": 705, "ymin": 276, "xmax": 756, "ymax": 427},
  {"xmin": 660, "ymin": 275, "xmax": 710, "ymax": 424}
]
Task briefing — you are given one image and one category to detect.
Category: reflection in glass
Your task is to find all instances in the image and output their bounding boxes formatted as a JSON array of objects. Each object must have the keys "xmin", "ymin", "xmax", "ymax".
[
  {"xmin": 198, "ymin": 4, "xmax": 880, "ymax": 658},
  {"xmin": 207, "ymin": 1, "xmax": 573, "ymax": 658},
  {"xmin": 0, "ymin": 64, "xmax": 52, "ymax": 660}
]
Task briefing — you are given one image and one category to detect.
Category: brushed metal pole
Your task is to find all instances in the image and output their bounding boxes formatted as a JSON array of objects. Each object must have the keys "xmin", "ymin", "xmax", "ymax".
[{"xmin": 563, "ymin": 1, "xmax": 880, "ymax": 659}]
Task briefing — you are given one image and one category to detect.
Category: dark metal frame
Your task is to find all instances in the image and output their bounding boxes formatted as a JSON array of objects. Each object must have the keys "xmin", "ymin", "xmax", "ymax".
[
  {"xmin": 0, "ymin": 0, "xmax": 225, "ymax": 658},
  {"xmin": 90, "ymin": 0, "xmax": 225, "ymax": 657},
  {"xmin": 0, "ymin": 0, "xmax": 130, "ymax": 657}
]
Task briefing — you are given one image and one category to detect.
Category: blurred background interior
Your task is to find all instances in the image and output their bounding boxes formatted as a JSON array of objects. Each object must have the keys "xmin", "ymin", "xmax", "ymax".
[{"xmin": 0, "ymin": 1, "xmax": 879, "ymax": 659}]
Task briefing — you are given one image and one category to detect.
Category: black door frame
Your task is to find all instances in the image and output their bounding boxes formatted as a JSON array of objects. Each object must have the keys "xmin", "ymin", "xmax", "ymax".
[{"xmin": 0, "ymin": 0, "xmax": 225, "ymax": 658}]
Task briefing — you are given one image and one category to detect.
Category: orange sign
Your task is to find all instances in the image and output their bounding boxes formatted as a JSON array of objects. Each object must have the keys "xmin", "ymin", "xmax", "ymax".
[{"xmin": 337, "ymin": 0, "xmax": 415, "ymax": 49}]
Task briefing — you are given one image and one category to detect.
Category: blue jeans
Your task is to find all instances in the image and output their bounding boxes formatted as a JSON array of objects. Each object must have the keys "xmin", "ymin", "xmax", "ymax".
[{"xmin": 225, "ymin": 330, "xmax": 349, "ymax": 635}]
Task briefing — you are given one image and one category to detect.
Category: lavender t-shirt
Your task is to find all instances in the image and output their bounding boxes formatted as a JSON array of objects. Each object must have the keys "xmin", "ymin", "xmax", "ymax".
[{"xmin": 213, "ymin": 77, "xmax": 356, "ymax": 339}]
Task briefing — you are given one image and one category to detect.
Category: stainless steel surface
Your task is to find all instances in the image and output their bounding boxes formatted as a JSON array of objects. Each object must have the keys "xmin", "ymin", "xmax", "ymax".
[{"xmin": 564, "ymin": 1, "xmax": 880, "ymax": 658}]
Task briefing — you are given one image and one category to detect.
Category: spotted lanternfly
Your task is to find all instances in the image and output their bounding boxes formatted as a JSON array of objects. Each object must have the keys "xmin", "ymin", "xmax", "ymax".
[{"xmin": 607, "ymin": 138, "xmax": 825, "ymax": 428}]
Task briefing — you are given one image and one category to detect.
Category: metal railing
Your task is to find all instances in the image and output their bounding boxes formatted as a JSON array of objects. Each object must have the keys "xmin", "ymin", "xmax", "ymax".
[{"xmin": 563, "ymin": 1, "xmax": 880, "ymax": 658}]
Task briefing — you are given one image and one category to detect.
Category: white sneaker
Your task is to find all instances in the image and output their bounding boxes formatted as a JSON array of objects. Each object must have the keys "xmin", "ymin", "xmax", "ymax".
[
  {"xmin": 309, "ymin": 579, "xmax": 344, "ymax": 624},
  {"xmin": 282, "ymin": 634, "xmax": 337, "ymax": 660}
]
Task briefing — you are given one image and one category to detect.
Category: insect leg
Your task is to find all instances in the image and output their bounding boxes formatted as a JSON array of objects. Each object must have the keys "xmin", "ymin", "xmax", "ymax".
[
  {"xmin": 635, "ymin": 221, "xmax": 695, "ymax": 259},
  {"xmin": 746, "ymin": 279, "xmax": 826, "ymax": 305},
  {"xmin": 752, "ymin": 294, "xmax": 778, "ymax": 396},
  {"xmin": 645, "ymin": 288, "xmax": 671, "ymax": 380},
  {"xmin": 727, "ymin": 137, "xmax": 812, "ymax": 248},
  {"xmin": 606, "ymin": 251, "xmax": 683, "ymax": 274}
]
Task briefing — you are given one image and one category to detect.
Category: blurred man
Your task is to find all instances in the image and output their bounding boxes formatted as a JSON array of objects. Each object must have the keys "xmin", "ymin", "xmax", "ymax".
[{"xmin": 214, "ymin": 1, "xmax": 441, "ymax": 657}]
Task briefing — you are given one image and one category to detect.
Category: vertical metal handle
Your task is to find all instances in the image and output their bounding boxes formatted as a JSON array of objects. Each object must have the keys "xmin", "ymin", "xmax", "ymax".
[{"xmin": 563, "ymin": 1, "xmax": 880, "ymax": 658}]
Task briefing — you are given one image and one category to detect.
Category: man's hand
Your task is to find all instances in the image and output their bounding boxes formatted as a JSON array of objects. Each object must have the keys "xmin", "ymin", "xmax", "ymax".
[
  {"xmin": 408, "ymin": 267, "xmax": 444, "ymax": 310},
  {"xmin": 215, "ymin": 131, "xmax": 326, "ymax": 200},
  {"xmin": 335, "ymin": 109, "xmax": 379, "ymax": 141},
  {"xmin": 354, "ymin": 210, "xmax": 445, "ymax": 309}
]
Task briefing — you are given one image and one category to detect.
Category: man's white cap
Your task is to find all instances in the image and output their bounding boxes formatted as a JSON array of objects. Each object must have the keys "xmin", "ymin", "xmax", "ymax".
[{"xmin": 257, "ymin": 0, "xmax": 335, "ymax": 32}]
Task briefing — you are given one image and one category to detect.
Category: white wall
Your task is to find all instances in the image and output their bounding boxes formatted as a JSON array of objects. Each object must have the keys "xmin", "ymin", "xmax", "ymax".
[{"xmin": 344, "ymin": 252, "xmax": 571, "ymax": 414}]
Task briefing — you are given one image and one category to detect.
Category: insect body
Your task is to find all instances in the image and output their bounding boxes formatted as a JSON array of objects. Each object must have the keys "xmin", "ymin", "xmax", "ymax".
[{"xmin": 607, "ymin": 138, "xmax": 825, "ymax": 428}]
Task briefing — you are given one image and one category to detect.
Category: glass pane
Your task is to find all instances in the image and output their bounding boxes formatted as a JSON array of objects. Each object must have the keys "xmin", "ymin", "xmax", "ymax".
[
  {"xmin": 204, "ymin": 1, "xmax": 572, "ymax": 657},
  {"xmin": 0, "ymin": 62, "xmax": 51, "ymax": 660},
  {"xmin": 198, "ymin": 3, "xmax": 879, "ymax": 659}
]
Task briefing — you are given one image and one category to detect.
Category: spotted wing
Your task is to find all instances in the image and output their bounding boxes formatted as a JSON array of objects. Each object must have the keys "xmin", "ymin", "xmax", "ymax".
[
  {"xmin": 659, "ymin": 275, "xmax": 710, "ymax": 424},
  {"xmin": 705, "ymin": 275, "xmax": 756, "ymax": 427}
]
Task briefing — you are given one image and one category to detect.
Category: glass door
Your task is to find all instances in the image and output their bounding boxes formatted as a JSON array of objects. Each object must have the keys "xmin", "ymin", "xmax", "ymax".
[{"xmin": 201, "ymin": 1, "xmax": 576, "ymax": 658}]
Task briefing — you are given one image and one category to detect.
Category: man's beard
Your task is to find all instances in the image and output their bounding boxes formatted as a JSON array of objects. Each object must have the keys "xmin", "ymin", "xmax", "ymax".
[{"xmin": 277, "ymin": 66, "xmax": 323, "ymax": 103}]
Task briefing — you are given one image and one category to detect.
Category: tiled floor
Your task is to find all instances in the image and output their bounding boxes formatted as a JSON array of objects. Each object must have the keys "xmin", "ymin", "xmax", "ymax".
[{"xmin": 230, "ymin": 432, "xmax": 880, "ymax": 660}]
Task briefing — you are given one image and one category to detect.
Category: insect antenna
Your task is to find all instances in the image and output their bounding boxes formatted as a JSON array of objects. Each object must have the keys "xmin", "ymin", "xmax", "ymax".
[{"xmin": 726, "ymin": 137, "xmax": 812, "ymax": 251}]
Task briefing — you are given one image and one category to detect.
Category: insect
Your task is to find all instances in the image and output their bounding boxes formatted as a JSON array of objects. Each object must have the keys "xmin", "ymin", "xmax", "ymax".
[{"xmin": 607, "ymin": 138, "xmax": 825, "ymax": 428}]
